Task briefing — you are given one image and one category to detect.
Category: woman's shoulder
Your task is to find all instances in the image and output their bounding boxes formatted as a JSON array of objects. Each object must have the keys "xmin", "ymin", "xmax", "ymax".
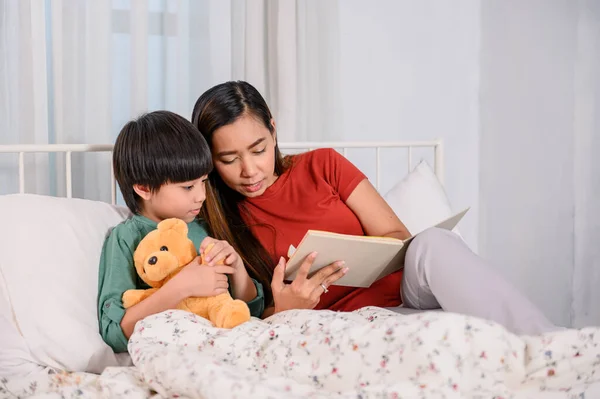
[
  {"xmin": 293, "ymin": 148, "xmax": 339, "ymax": 165},
  {"xmin": 283, "ymin": 148, "xmax": 329, "ymax": 174},
  {"xmin": 284, "ymin": 148, "xmax": 350, "ymax": 183}
]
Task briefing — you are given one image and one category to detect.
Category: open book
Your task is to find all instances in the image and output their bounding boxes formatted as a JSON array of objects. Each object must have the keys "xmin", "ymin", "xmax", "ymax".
[{"xmin": 284, "ymin": 208, "xmax": 469, "ymax": 288}]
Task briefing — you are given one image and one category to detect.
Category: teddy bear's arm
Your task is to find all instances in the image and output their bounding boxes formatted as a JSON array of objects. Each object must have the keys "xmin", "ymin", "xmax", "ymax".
[{"xmin": 122, "ymin": 288, "xmax": 158, "ymax": 309}]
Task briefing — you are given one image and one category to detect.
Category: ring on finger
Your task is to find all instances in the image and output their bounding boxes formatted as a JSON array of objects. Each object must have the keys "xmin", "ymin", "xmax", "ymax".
[{"xmin": 320, "ymin": 283, "xmax": 329, "ymax": 293}]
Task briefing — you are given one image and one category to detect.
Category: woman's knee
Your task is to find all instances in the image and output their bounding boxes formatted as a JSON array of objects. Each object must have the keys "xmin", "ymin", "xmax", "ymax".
[
  {"xmin": 409, "ymin": 227, "xmax": 456, "ymax": 248},
  {"xmin": 405, "ymin": 227, "xmax": 466, "ymax": 262}
]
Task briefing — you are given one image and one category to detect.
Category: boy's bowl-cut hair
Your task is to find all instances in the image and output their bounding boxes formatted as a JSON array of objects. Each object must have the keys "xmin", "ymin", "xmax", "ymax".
[{"xmin": 113, "ymin": 110, "xmax": 213, "ymax": 214}]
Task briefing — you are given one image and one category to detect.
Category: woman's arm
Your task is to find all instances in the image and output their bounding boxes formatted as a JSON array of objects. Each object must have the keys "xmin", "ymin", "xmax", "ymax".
[{"xmin": 345, "ymin": 179, "xmax": 411, "ymax": 240}]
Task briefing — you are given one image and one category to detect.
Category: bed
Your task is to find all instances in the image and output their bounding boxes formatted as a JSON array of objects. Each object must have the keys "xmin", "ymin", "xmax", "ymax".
[{"xmin": 1, "ymin": 141, "xmax": 599, "ymax": 399}]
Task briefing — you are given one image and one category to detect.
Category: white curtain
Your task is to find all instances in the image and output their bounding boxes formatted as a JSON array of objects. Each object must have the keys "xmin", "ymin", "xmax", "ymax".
[
  {"xmin": 0, "ymin": 0, "xmax": 341, "ymax": 201},
  {"xmin": 230, "ymin": 0, "xmax": 342, "ymax": 142}
]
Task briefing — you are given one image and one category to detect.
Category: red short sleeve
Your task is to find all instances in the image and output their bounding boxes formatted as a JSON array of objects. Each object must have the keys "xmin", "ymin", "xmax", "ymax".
[
  {"xmin": 242, "ymin": 148, "xmax": 402, "ymax": 312},
  {"xmin": 320, "ymin": 148, "xmax": 367, "ymax": 201}
]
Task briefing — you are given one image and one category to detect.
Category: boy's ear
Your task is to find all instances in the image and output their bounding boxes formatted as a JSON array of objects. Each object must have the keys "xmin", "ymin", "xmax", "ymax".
[{"xmin": 133, "ymin": 184, "xmax": 152, "ymax": 200}]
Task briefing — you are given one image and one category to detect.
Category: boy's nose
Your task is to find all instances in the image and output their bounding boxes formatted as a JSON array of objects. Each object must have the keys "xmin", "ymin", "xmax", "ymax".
[{"xmin": 194, "ymin": 190, "xmax": 206, "ymax": 203}]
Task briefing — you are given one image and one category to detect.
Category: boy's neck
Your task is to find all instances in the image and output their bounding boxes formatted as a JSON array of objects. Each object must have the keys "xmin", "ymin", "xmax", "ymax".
[
  {"xmin": 138, "ymin": 206, "xmax": 162, "ymax": 224},
  {"xmin": 137, "ymin": 201, "xmax": 174, "ymax": 224},
  {"xmin": 136, "ymin": 209, "xmax": 198, "ymax": 225},
  {"xmin": 133, "ymin": 213, "xmax": 159, "ymax": 226}
]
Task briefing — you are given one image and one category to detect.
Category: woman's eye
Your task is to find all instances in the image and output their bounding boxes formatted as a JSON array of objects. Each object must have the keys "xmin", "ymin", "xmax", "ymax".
[
  {"xmin": 254, "ymin": 148, "xmax": 266, "ymax": 155},
  {"xmin": 221, "ymin": 158, "xmax": 235, "ymax": 165},
  {"xmin": 183, "ymin": 185, "xmax": 193, "ymax": 190}
]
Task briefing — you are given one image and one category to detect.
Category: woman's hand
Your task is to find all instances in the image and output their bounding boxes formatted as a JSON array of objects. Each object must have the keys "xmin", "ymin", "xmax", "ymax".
[
  {"xmin": 270, "ymin": 252, "xmax": 349, "ymax": 313},
  {"xmin": 199, "ymin": 236, "xmax": 244, "ymax": 270}
]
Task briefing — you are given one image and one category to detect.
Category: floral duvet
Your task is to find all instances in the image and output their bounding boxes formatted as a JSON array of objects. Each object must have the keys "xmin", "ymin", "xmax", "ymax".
[{"xmin": 3, "ymin": 307, "xmax": 600, "ymax": 398}]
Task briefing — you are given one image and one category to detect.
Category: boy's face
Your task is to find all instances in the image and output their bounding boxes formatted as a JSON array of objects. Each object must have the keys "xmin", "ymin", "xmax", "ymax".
[{"xmin": 135, "ymin": 176, "xmax": 208, "ymax": 223}]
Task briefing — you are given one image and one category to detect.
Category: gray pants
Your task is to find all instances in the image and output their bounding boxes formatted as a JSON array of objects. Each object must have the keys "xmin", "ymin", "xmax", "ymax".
[{"xmin": 389, "ymin": 227, "xmax": 559, "ymax": 335}]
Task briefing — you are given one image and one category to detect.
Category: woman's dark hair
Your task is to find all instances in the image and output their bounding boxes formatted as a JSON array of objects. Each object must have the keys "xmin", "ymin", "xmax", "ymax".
[
  {"xmin": 113, "ymin": 110, "xmax": 213, "ymax": 214},
  {"xmin": 191, "ymin": 81, "xmax": 291, "ymax": 307}
]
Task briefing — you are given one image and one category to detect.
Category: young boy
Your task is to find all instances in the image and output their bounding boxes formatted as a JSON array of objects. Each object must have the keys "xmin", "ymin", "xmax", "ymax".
[{"xmin": 97, "ymin": 111, "xmax": 264, "ymax": 353}]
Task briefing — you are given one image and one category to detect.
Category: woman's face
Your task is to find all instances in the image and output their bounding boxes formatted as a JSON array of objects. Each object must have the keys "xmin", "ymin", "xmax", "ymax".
[{"xmin": 210, "ymin": 114, "xmax": 278, "ymax": 198}]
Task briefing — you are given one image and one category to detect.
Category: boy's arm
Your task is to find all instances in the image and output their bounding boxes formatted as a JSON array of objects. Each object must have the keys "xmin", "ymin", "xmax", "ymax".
[
  {"xmin": 223, "ymin": 251, "xmax": 264, "ymax": 317},
  {"xmin": 230, "ymin": 273, "xmax": 264, "ymax": 318},
  {"xmin": 192, "ymin": 221, "xmax": 265, "ymax": 318},
  {"xmin": 98, "ymin": 228, "xmax": 190, "ymax": 351},
  {"xmin": 119, "ymin": 281, "xmax": 188, "ymax": 339},
  {"xmin": 228, "ymin": 266, "xmax": 257, "ymax": 302},
  {"xmin": 97, "ymin": 229, "xmax": 139, "ymax": 352},
  {"xmin": 261, "ymin": 307, "xmax": 275, "ymax": 319}
]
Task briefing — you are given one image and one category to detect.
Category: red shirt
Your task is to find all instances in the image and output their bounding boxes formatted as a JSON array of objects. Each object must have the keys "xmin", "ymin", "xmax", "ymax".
[{"xmin": 242, "ymin": 148, "xmax": 402, "ymax": 311}]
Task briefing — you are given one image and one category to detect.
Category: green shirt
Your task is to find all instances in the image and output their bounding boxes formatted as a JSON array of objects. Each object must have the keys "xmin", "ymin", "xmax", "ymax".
[{"xmin": 97, "ymin": 215, "xmax": 265, "ymax": 353}]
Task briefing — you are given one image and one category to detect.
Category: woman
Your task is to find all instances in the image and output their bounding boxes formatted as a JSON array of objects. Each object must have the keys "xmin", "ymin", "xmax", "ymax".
[{"xmin": 191, "ymin": 80, "xmax": 559, "ymax": 335}]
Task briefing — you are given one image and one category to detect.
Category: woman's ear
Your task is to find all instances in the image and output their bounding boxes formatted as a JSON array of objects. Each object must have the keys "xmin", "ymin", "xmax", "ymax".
[
  {"xmin": 270, "ymin": 118, "xmax": 277, "ymax": 140},
  {"xmin": 133, "ymin": 184, "xmax": 152, "ymax": 200}
]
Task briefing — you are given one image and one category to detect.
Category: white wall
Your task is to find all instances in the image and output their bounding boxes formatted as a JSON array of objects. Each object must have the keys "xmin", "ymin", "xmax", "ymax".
[
  {"xmin": 338, "ymin": 0, "xmax": 481, "ymax": 252},
  {"xmin": 479, "ymin": 0, "xmax": 575, "ymax": 327},
  {"xmin": 571, "ymin": 0, "xmax": 600, "ymax": 328},
  {"xmin": 479, "ymin": 0, "xmax": 600, "ymax": 327},
  {"xmin": 340, "ymin": 0, "xmax": 600, "ymax": 327}
]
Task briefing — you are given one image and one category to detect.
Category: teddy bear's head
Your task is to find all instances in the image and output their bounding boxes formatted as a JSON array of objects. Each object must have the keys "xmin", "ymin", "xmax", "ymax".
[{"xmin": 133, "ymin": 218, "xmax": 197, "ymax": 288}]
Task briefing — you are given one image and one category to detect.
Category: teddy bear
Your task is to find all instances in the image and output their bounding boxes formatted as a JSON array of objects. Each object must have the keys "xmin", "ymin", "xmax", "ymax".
[{"xmin": 121, "ymin": 218, "xmax": 251, "ymax": 329}]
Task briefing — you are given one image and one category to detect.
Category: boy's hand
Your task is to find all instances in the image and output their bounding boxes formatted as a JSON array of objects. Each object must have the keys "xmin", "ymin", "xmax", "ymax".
[
  {"xmin": 199, "ymin": 237, "xmax": 244, "ymax": 271},
  {"xmin": 174, "ymin": 256, "xmax": 235, "ymax": 298},
  {"xmin": 199, "ymin": 237, "xmax": 257, "ymax": 303}
]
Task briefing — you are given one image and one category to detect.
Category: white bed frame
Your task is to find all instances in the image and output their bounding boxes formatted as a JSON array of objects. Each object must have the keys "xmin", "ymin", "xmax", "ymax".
[{"xmin": 0, "ymin": 140, "xmax": 444, "ymax": 204}]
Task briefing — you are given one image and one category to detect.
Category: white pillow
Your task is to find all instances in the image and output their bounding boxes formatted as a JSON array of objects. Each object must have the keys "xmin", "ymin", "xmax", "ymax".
[
  {"xmin": 383, "ymin": 160, "xmax": 462, "ymax": 237},
  {"xmin": 0, "ymin": 266, "xmax": 44, "ymax": 378},
  {"xmin": 0, "ymin": 194, "xmax": 133, "ymax": 376}
]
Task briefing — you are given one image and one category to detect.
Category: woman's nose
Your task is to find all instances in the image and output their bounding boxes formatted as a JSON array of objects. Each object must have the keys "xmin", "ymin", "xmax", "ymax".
[{"xmin": 240, "ymin": 157, "xmax": 257, "ymax": 177}]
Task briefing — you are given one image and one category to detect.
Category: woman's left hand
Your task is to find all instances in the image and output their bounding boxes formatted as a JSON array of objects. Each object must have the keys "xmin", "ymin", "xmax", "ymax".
[
  {"xmin": 270, "ymin": 253, "xmax": 348, "ymax": 313},
  {"xmin": 199, "ymin": 236, "xmax": 244, "ymax": 270}
]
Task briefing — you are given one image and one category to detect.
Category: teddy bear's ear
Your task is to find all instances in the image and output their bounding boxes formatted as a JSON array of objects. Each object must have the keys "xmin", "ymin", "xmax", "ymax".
[{"xmin": 157, "ymin": 218, "xmax": 189, "ymax": 236}]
